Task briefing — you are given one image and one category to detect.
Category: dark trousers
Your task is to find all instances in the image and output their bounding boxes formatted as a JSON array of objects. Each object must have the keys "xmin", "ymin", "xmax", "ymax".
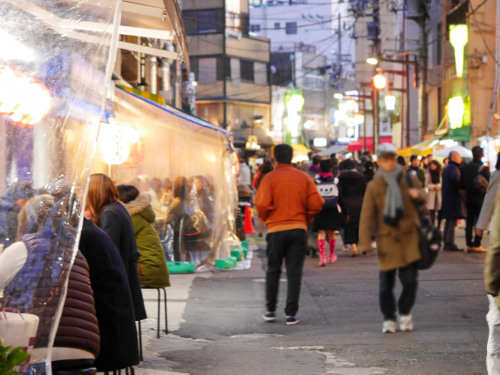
[
  {"xmin": 266, "ymin": 229, "xmax": 307, "ymax": 317},
  {"xmin": 444, "ymin": 219, "xmax": 458, "ymax": 246},
  {"xmin": 466, "ymin": 197, "xmax": 483, "ymax": 247},
  {"xmin": 379, "ymin": 263, "xmax": 418, "ymax": 321}
]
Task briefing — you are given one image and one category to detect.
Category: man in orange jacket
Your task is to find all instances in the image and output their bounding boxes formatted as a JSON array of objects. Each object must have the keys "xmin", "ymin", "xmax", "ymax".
[{"xmin": 255, "ymin": 144, "xmax": 324, "ymax": 325}]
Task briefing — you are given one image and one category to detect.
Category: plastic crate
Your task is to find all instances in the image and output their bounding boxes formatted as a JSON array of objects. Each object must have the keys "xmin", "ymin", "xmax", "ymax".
[
  {"xmin": 215, "ymin": 257, "xmax": 237, "ymax": 269},
  {"xmin": 167, "ymin": 261, "xmax": 195, "ymax": 274}
]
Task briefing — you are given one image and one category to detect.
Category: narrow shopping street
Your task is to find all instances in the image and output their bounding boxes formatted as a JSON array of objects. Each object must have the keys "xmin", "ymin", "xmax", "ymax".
[{"xmin": 137, "ymin": 232, "xmax": 488, "ymax": 375}]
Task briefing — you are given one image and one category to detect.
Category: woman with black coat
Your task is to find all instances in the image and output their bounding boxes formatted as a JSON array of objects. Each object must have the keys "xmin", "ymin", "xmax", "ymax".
[
  {"xmin": 338, "ymin": 159, "xmax": 366, "ymax": 256},
  {"xmin": 86, "ymin": 173, "xmax": 147, "ymax": 321},
  {"xmin": 79, "ymin": 218, "xmax": 140, "ymax": 371}
]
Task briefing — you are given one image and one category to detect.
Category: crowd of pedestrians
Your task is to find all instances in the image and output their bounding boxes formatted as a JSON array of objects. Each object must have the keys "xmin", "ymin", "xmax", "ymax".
[{"xmin": 251, "ymin": 142, "xmax": 500, "ymax": 367}]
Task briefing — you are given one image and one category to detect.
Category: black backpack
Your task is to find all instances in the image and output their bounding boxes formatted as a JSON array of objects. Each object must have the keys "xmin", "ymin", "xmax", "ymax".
[
  {"xmin": 473, "ymin": 165, "xmax": 489, "ymax": 194},
  {"xmin": 406, "ymin": 175, "xmax": 442, "ymax": 270}
]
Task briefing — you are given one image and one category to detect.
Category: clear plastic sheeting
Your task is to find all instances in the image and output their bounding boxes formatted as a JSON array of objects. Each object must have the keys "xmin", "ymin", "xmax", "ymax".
[
  {"xmin": 91, "ymin": 87, "xmax": 241, "ymax": 265},
  {"xmin": 0, "ymin": 0, "xmax": 120, "ymax": 373}
]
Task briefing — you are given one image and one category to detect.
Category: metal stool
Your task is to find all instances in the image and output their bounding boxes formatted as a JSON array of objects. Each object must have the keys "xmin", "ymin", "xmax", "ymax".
[{"xmin": 137, "ymin": 287, "xmax": 168, "ymax": 361}]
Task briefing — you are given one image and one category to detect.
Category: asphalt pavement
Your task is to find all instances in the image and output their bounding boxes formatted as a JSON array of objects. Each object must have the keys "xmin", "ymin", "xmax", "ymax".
[{"xmin": 135, "ymin": 227, "xmax": 489, "ymax": 375}]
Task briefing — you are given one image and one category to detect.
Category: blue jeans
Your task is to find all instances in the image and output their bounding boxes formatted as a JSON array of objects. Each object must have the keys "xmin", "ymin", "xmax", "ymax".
[{"xmin": 265, "ymin": 229, "xmax": 307, "ymax": 317}]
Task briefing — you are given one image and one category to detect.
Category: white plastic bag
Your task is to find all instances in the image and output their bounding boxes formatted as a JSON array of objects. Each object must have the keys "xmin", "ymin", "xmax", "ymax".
[{"xmin": 0, "ymin": 309, "xmax": 39, "ymax": 374}]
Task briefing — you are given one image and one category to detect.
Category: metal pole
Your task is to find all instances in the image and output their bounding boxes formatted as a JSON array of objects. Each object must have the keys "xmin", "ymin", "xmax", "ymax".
[
  {"xmin": 405, "ymin": 55, "xmax": 410, "ymax": 147},
  {"xmin": 373, "ymin": 88, "xmax": 380, "ymax": 154}
]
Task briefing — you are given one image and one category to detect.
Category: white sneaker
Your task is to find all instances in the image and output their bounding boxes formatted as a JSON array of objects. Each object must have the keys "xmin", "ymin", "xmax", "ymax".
[
  {"xmin": 399, "ymin": 314, "xmax": 413, "ymax": 332},
  {"xmin": 382, "ymin": 320, "xmax": 397, "ymax": 333}
]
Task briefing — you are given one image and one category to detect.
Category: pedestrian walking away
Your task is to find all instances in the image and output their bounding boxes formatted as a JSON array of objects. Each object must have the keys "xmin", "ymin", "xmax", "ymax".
[
  {"xmin": 312, "ymin": 160, "xmax": 346, "ymax": 266},
  {"xmin": 441, "ymin": 151, "xmax": 465, "ymax": 252},
  {"xmin": 255, "ymin": 144, "xmax": 324, "ymax": 325},
  {"xmin": 359, "ymin": 143, "xmax": 427, "ymax": 333},
  {"xmin": 461, "ymin": 146, "xmax": 490, "ymax": 252},
  {"xmin": 338, "ymin": 159, "xmax": 366, "ymax": 257}
]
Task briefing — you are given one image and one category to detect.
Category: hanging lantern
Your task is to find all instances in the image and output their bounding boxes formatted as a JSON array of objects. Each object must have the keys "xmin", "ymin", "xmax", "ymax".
[
  {"xmin": 384, "ymin": 93, "xmax": 396, "ymax": 111},
  {"xmin": 0, "ymin": 66, "xmax": 52, "ymax": 126},
  {"xmin": 98, "ymin": 123, "xmax": 132, "ymax": 165}
]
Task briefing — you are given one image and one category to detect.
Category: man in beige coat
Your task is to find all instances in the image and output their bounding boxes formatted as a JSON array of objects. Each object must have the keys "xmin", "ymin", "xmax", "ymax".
[
  {"xmin": 359, "ymin": 143, "xmax": 426, "ymax": 333},
  {"xmin": 484, "ymin": 183, "xmax": 500, "ymax": 373}
]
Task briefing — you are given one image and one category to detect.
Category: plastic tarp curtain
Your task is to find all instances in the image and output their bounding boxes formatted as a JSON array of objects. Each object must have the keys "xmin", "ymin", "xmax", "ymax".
[
  {"xmin": 92, "ymin": 87, "xmax": 240, "ymax": 265},
  {"xmin": 0, "ymin": 0, "xmax": 120, "ymax": 372}
]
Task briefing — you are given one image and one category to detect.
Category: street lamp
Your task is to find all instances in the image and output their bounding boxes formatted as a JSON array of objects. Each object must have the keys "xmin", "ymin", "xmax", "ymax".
[
  {"xmin": 366, "ymin": 57, "xmax": 380, "ymax": 65},
  {"xmin": 449, "ymin": 25, "xmax": 468, "ymax": 78},
  {"xmin": 384, "ymin": 93, "xmax": 396, "ymax": 111},
  {"xmin": 373, "ymin": 73, "xmax": 387, "ymax": 90}
]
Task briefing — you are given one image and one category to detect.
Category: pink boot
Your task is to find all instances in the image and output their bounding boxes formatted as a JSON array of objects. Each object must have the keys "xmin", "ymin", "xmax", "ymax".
[
  {"xmin": 328, "ymin": 239, "xmax": 338, "ymax": 264},
  {"xmin": 318, "ymin": 239, "xmax": 326, "ymax": 266}
]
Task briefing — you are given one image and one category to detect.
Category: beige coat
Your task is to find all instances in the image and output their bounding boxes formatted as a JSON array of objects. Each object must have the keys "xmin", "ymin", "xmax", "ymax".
[
  {"xmin": 485, "ymin": 184, "xmax": 500, "ymax": 309},
  {"xmin": 359, "ymin": 173, "xmax": 426, "ymax": 271}
]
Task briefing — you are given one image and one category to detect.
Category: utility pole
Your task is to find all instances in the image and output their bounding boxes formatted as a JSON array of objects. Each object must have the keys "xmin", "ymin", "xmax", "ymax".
[
  {"xmin": 417, "ymin": 16, "xmax": 428, "ymax": 140},
  {"xmin": 337, "ymin": 13, "xmax": 342, "ymax": 91}
]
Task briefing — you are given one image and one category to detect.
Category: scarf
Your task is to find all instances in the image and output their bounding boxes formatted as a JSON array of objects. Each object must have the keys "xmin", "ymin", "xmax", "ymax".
[{"xmin": 378, "ymin": 164, "xmax": 404, "ymax": 226}]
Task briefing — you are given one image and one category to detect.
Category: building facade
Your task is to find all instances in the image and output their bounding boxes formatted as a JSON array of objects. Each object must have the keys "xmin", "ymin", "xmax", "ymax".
[{"xmin": 182, "ymin": 0, "xmax": 272, "ymax": 151}]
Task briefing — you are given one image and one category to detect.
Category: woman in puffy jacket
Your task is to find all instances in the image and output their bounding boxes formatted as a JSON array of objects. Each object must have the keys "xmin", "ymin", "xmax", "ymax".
[{"xmin": 118, "ymin": 184, "xmax": 170, "ymax": 288}]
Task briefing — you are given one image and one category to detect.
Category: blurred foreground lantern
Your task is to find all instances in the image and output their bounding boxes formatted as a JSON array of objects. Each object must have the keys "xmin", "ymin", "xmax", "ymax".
[
  {"xmin": 448, "ymin": 96, "xmax": 465, "ymax": 129},
  {"xmin": 245, "ymin": 135, "xmax": 261, "ymax": 150},
  {"xmin": 449, "ymin": 25, "xmax": 468, "ymax": 78},
  {"xmin": 0, "ymin": 66, "xmax": 52, "ymax": 126}
]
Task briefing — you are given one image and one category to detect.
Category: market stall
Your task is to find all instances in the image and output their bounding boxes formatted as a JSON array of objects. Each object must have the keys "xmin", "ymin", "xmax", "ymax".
[
  {"xmin": 87, "ymin": 87, "xmax": 241, "ymax": 265},
  {"xmin": 0, "ymin": 0, "xmax": 120, "ymax": 372}
]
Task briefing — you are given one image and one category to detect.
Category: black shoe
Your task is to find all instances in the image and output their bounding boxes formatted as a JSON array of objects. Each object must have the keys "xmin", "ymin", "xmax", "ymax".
[
  {"xmin": 444, "ymin": 244, "xmax": 463, "ymax": 252},
  {"xmin": 262, "ymin": 312, "xmax": 276, "ymax": 322},
  {"xmin": 286, "ymin": 316, "xmax": 299, "ymax": 326}
]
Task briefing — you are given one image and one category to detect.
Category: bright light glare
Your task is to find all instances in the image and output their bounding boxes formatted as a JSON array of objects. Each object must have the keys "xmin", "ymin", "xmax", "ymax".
[
  {"xmin": 192, "ymin": 81, "xmax": 198, "ymax": 87},
  {"xmin": 384, "ymin": 93, "xmax": 396, "ymax": 111},
  {"xmin": 0, "ymin": 66, "xmax": 52, "ymax": 126},
  {"xmin": 366, "ymin": 57, "xmax": 379, "ymax": 65},
  {"xmin": 448, "ymin": 96, "xmax": 465, "ymax": 129},
  {"xmin": 333, "ymin": 92, "xmax": 344, "ymax": 100},
  {"xmin": 0, "ymin": 31, "xmax": 36, "ymax": 62},
  {"xmin": 304, "ymin": 120, "xmax": 314, "ymax": 129},
  {"xmin": 449, "ymin": 25, "xmax": 468, "ymax": 78}
]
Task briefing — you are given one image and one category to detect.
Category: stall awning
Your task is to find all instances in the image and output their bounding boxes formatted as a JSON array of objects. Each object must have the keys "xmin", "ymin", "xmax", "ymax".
[
  {"xmin": 291, "ymin": 143, "xmax": 310, "ymax": 153},
  {"xmin": 397, "ymin": 136, "xmax": 443, "ymax": 157},
  {"xmin": 348, "ymin": 137, "xmax": 392, "ymax": 152},
  {"xmin": 316, "ymin": 144, "xmax": 348, "ymax": 157}
]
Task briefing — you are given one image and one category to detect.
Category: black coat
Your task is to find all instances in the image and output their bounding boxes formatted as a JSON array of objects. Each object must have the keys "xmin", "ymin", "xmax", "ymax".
[
  {"xmin": 100, "ymin": 202, "xmax": 147, "ymax": 321},
  {"xmin": 79, "ymin": 219, "xmax": 139, "ymax": 371},
  {"xmin": 441, "ymin": 161, "xmax": 465, "ymax": 219},
  {"xmin": 461, "ymin": 160, "xmax": 490, "ymax": 205},
  {"xmin": 338, "ymin": 170, "xmax": 366, "ymax": 225}
]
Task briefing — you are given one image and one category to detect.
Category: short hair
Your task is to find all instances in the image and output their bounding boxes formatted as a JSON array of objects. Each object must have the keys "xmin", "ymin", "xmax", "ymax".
[
  {"xmin": 117, "ymin": 184, "xmax": 139, "ymax": 204},
  {"xmin": 495, "ymin": 152, "xmax": 500, "ymax": 170},
  {"xmin": 274, "ymin": 144, "xmax": 293, "ymax": 164},
  {"xmin": 342, "ymin": 159, "xmax": 356, "ymax": 170},
  {"xmin": 472, "ymin": 146, "xmax": 483, "ymax": 160},
  {"xmin": 410, "ymin": 155, "xmax": 418, "ymax": 162},
  {"xmin": 319, "ymin": 159, "xmax": 332, "ymax": 173},
  {"xmin": 364, "ymin": 160, "xmax": 374, "ymax": 170},
  {"xmin": 312, "ymin": 155, "xmax": 321, "ymax": 165},
  {"xmin": 397, "ymin": 156, "xmax": 406, "ymax": 167}
]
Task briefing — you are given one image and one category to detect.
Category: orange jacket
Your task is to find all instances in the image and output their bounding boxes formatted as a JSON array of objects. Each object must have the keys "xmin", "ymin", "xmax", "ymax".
[{"xmin": 255, "ymin": 164, "xmax": 325, "ymax": 233}]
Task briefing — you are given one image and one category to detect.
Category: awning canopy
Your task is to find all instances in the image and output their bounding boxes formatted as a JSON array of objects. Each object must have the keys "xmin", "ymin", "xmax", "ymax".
[
  {"xmin": 348, "ymin": 137, "xmax": 392, "ymax": 152},
  {"xmin": 316, "ymin": 144, "xmax": 349, "ymax": 157},
  {"xmin": 397, "ymin": 136, "xmax": 443, "ymax": 157}
]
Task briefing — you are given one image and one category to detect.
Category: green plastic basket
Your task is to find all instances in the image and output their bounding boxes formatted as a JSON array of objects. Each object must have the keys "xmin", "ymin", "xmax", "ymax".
[
  {"xmin": 215, "ymin": 257, "xmax": 237, "ymax": 270},
  {"xmin": 230, "ymin": 249, "xmax": 244, "ymax": 261},
  {"xmin": 167, "ymin": 261, "xmax": 195, "ymax": 274}
]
